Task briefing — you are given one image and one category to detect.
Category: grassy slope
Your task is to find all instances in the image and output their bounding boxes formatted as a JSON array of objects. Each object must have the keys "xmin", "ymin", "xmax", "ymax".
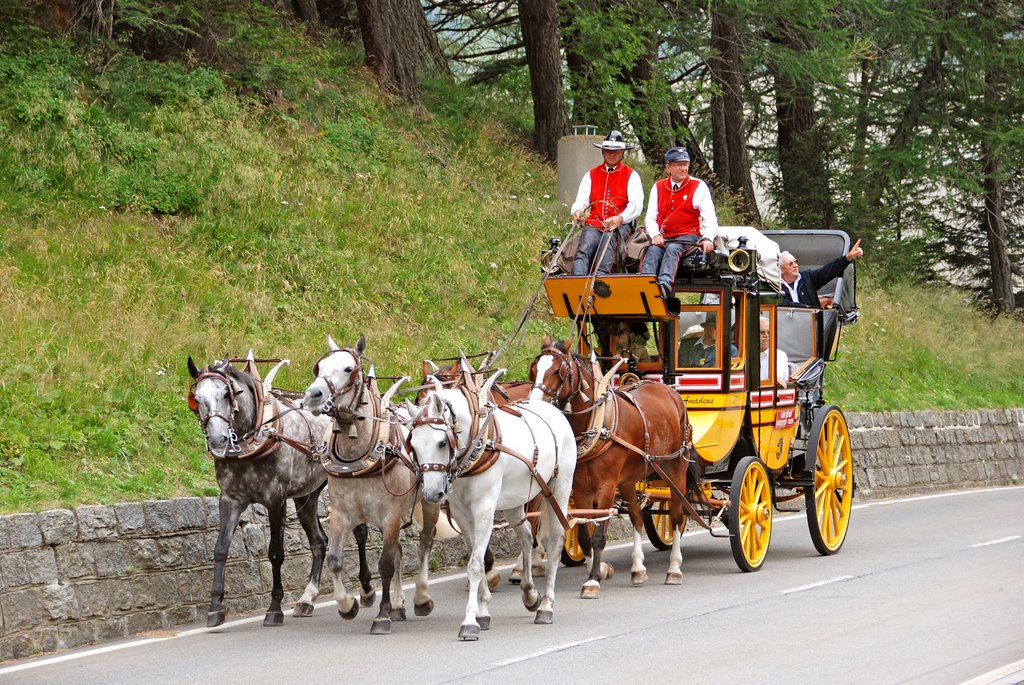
[{"xmin": 1, "ymin": 15, "xmax": 1021, "ymax": 513}]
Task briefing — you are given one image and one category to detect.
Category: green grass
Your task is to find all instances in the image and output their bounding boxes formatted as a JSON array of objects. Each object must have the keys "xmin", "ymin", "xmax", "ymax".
[{"xmin": 0, "ymin": 15, "xmax": 1021, "ymax": 513}]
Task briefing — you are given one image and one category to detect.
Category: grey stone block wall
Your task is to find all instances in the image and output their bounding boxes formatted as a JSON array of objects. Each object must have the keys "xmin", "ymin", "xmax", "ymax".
[{"xmin": 1, "ymin": 408, "xmax": 1022, "ymax": 661}]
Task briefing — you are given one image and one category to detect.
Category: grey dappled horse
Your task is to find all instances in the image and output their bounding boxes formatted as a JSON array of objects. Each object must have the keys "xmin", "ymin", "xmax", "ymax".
[
  {"xmin": 302, "ymin": 335, "xmax": 440, "ymax": 635},
  {"xmin": 187, "ymin": 355, "xmax": 374, "ymax": 627}
]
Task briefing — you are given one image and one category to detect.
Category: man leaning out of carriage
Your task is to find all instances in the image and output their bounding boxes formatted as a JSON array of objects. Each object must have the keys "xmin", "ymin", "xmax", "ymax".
[{"xmin": 640, "ymin": 146, "xmax": 719, "ymax": 298}]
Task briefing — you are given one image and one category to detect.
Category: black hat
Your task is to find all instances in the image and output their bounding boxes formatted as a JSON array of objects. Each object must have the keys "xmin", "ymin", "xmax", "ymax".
[
  {"xmin": 665, "ymin": 147, "xmax": 690, "ymax": 163},
  {"xmin": 593, "ymin": 130, "xmax": 635, "ymax": 151}
]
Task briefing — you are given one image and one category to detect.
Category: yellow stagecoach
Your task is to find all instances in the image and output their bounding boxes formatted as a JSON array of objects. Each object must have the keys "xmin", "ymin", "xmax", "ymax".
[{"xmin": 543, "ymin": 228, "xmax": 859, "ymax": 572}]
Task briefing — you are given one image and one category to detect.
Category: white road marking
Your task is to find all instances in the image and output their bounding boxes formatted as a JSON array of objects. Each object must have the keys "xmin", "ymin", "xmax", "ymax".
[
  {"xmin": 492, "ymin": 636, "xmax": 606, "ymax": 667},
  {"xmin": 780, "ymin": 575, "xmax": 854, "ymax": 595},
  {"xmin": 971, "ymin": 536, "xmax": 1021, "ymax": 548},
  {"xmin": 960, "ymin": 657, "xmax": 1024, "ymax": 685},
  {"xmin": 2, "ymin": 486, "xmax": 1019, "ymax": 675}
]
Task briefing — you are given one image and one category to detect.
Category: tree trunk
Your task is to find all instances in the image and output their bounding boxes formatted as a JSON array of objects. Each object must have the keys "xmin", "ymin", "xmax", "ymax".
[
  {"xmin": 624, "ymin": 29, "xmax": 673, "ymax": 164},
  {"xmin": 775, "ymin": 72, "xmax": 833, "ymax": 229},
  {"xmin": 981, "ymin": 63, "xmax": 1014, "ymax": 314},
  {"xmin": 518, "ymin": 0, "xmax": 568, "ymax": 162},
  {"xmin": 291, "ymin": 0, "xmax": 323, "ymax": 34},
  {"xmin": 354, "ymin": 0, "xmax": 449, "ymax": 105},
  {"xmin": 561, "ymin": 0, "xmax": 606, "ymax": 129},
  {"xmin": 709, "ymin": 4, "xmax": 761, "ymax": 225}
]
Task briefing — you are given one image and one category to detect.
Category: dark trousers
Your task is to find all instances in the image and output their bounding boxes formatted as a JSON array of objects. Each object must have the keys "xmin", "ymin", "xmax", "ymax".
[
  {"xmin": 640, "ymin": 237, "xmax": 696, "ymax": 288},
  {"xmin": 572, "ymin": 227, "xmax": 618, "ymax": 276}
]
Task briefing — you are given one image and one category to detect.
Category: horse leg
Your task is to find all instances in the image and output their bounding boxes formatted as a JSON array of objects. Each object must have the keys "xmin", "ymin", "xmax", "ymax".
[
  {"xmin": 208, "ymin": 497, "xmax": 245, "ymax": 627},
  {"xmin": 665, "ymin": 462, "xmax": 688, "ymax": 585},
  {"xmin": 414, "ymin": 500, "xmax": 439, "ymax": 617},
  {"xmin": 506, "ymin": 505, "xmax": 540, "ymax": 614},
  {"xmin": 619, "ymin": 486, "xmax": 648, "ymax": 586},
  {"xmin": 536, "ymin": 471, "xmax": 572, "ymax": 625},
  {"xmin": 263, "ymin": 500, "xmax": 287, "ymax": 627},
  {"xmin": 326, "ymin": 505, "xmax": 359, "ymax": 620},
  {"xmin": 456, "ymin": 505, "xmax": 489, "ymax": 641},
  {"xmin": 483, "ymin": 545, "xmax": 500, "ymax": 590},
  {"xmin": 370, "ymin": 516, "xmax": 401, "ymax": 635},
  {"xmin": 292, "ymin": 484, "xmax": 328, "ymax": 617},
  {"xmin": 390, "ymin": 543, "xmax": 406, "ymax": 621},
  {"xmin": 582, "ymin": 518, "xmax": 611, "ymax": 599},
  {"xmin": 353, "ymin": 522, "xmax": 376, "ymax": 607}
]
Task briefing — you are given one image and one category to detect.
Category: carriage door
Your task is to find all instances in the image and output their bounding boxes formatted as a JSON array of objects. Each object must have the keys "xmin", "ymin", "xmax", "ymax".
[{"xmin": 751, "ymin": 305, "xmax": 797, "ymax": 471}]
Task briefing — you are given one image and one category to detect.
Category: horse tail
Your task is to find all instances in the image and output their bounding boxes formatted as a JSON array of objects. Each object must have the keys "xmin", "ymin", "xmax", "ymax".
[{"xmin": 678, "ymin": 398, "xmax": 706, "ymax": 505}]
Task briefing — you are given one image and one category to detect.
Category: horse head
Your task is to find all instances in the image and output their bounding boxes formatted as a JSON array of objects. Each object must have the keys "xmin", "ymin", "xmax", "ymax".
[
  {"xmin": 529, "ymin": 340, "xmax": 585, "ymax": 405},
  {"xmin": 186, "ymin": 355, "xmax": 257, "ymax": 457},
  {"xmin": 303, "ymin": 334, "xmax": 366, "ymax": 416},
  {"xmin": 407, "ymin": 387, "xmax": 469, "ymax": 504}
]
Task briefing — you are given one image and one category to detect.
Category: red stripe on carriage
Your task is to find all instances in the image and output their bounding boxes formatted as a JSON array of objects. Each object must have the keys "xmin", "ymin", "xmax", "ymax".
[
  {"xmin": 774, "ymin": 407, "xmax": 798, "ymax": 428},
  {"xmin": 673, "ymin": 374, "xmax": 722, "ymax": 391}
]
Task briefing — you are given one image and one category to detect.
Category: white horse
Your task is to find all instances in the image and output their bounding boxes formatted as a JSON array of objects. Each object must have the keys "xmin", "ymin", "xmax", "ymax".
[
  {"xmin": 408, "ymin": 370, "xmax": 577, "ymax": 640},
  {"xmin": 302, "ymin": 335, "xmax": 439, "ymax": 635}
]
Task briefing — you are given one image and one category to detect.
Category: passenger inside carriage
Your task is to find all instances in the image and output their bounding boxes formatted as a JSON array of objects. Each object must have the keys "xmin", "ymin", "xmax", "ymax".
[
  {"xmin": 678, "ymin": 312, "xmax": 737, "ymax": 368},
  {"xmin": 759, "ymin": 316, "xmax": 789, "ymax": 388}
]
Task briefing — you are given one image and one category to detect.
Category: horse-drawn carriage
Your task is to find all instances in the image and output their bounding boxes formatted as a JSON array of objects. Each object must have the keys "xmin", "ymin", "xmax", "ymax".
[{"xmin": 538, "ymin": 228, "xmax": 860, "ymax": 572}]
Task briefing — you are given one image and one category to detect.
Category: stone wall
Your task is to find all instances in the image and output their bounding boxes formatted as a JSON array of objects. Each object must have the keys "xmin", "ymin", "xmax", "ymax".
[{"xmin": 1, "ymin": 408, "xmax": 1021, "ymax": 661}]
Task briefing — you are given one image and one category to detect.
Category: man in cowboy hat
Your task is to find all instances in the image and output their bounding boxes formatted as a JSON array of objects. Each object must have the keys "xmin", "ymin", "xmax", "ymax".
[
  {"xmin": 569, "ymin": 129, "xmax": 644, "ymax": 276},
  {"xmin": 641, "ymin": 146, "xmax": 719, "ymax": 297},
  {"xmin": 679, "ymin": 312, "xmax": 737, "ymax": 368}
]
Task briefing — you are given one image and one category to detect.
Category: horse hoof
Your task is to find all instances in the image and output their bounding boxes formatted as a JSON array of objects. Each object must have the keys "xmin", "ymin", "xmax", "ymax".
[
  {"xmin": 477, "ymin": 615, "xmax": 491, "ymax": 631},
  {"xmin": 600, "ymin": 562, "xmax": 614, "ymax": 580},
  {"xmin": 532, "ymin": 563, "xmax": 546, "ymax": 577},
  {"xmin": 207, "ymin": 610, "xmax": 226, "ymax": 628},
  {"xmin": 534, "ymin": 610, "xmax": 553, "ymax": 625},
  {"xmin": 389, "ymin": 607, "xmax": 407, "ymax": 622},
  {"xmin": 665, "ymin": 571, "xmax": 683, "ymax": 586},
  {"xmin": 487, "ymin": 570, "xmax": 501, "ymax": 590},
  {"xmin": 292, "ymin": 602, "xmax": 315, "ymax": 618},
  {"xmin": 263, "ymin": 610, "xmax": 284, "ymax": 627},
  {"xmin": 414, "ymin": 599, "xmax": 434, "ymax": 617},
  {"xmin": 523, "ymin": 591, "xmax": 542, "ymax": 612},
  {"xmin": 370, "ymin": 618, "xmax": 392, "ymax": 635},
  {"xmin": 631, "ymin": 570, "xmax": 648, "ymax": 586},
  {"xmin": 361, "ymin": 589, "xmax": 377, "ymax": 607},
  {"xmin": 458, "ymin": 624, "xmax": 480, "ymax": 641},
  {"xmin": 339, "ymin": 601, "xmax": 360, "ymax": 620},
  {"xmin": 580, "ymin": 581, "xmax": 600, "ymax": 599},
  {"xmin": 508, "ymin": 568, "xmax": 523, "ymax": 585}
]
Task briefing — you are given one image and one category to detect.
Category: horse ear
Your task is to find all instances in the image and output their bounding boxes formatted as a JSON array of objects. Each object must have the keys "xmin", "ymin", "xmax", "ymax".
[
  {"xmin": 327, "ymin": 335, "xmax": 340, "ymax": 352},
  {"xmin": 422, "ymin": 359, "xmax": 438, "ymax": 377},
  {"xmin": 355, "ymin": 334, "xmax": 366, "ymax": 357},
  {"xmin": 542, "ymin": 333, "xmax": 553, "ymax": 349},
  {"xmin": 431, "ymin": 393, "xmax": 445, "ymax": 413},
  {"xmin": 187, "ymin": 356, "xmax": 201, "ymax": 379}
]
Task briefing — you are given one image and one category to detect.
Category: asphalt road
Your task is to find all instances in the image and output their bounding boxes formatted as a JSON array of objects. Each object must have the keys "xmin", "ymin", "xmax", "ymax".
[{"xmin": 3, "ymin": 487, "xmax": 1022, "ymax": 685}]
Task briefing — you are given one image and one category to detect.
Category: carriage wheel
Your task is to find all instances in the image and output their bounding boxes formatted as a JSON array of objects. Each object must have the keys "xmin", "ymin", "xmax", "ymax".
[
  {"xmin": 560, "ymin": 522, "xmax": 589, "ymax": 567},
  {"xmin": 805, "ymin": 405, "xmax": 854, "ymax": 555},
  {"xmin": 728, "ymin": 456, "xmax": 772, "ymax": 572},
  {"xmin": 642, "ymin": 500, "xmax": 683, "ymax": 551}
]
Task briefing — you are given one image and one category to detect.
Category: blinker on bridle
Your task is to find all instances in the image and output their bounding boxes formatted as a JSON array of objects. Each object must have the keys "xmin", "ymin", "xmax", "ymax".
[{"xmin": 188, "ymin": 367, "xmax": 241, "ymax": 451}]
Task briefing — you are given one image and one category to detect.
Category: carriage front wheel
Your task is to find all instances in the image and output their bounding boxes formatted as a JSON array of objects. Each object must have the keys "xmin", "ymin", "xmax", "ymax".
[
  {"xmin": 805, "ymin": 405, "xmax": 854, "ymax": 555},
  {"xmin": 728, "ymin": 456, "xmax": 773, "ymax": 572},
  {"xmin": 642, "ymin": 500, "xmax": 684, "ymax": 551},
  {"xmin": 561, "ymin": 521, "xmax": 589, "ymax": 567}
]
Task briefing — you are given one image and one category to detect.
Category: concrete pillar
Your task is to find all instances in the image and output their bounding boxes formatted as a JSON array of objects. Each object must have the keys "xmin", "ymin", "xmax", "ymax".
[{"xmin": 556, "ymin": 131, "xmax": 604, "ymax": 217}]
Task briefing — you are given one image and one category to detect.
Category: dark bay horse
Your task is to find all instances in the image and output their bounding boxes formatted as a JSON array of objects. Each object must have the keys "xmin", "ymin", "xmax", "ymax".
[
  {"xmin": 187, "ymin": 355, "xmax": 375, "ymax": 627},
  {"xmin": 529, "ymin": 339, "xmax": 703, "ymax": 598},
  {"xmin": 303, "ymin": 335, "xmax": 439, "ymax": 635}
]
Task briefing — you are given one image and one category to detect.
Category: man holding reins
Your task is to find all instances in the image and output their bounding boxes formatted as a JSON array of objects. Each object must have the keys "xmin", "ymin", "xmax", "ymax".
[
  {"xmin": 640, "ymin": 147, "xmax": 719, "ymax": 297},
  {"xmin": 570, "ymin": 130, "xmax": 644, "ymax": 276}
]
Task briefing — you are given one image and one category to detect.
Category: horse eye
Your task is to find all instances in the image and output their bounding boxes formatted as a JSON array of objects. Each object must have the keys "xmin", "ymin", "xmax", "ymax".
[{"xmin": 437, "ymin": 439, "xmax": 446, "ymax": 449}]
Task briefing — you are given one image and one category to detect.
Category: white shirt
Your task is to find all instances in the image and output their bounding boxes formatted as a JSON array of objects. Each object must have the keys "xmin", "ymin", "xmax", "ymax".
[
  {"xmin": 643, "ymin": 177, "xmax": 719, "ymax": 241},
  {"xmin": 570, "ymin": 165, "xmax": 644, "ymax": 224},
  {"xmin": 760, "ymin": 348, "xmax": 790, "ymax": 386},
  {"xmin": 782, "ymin": 275, "xmax": 801, "ymax": 303}
]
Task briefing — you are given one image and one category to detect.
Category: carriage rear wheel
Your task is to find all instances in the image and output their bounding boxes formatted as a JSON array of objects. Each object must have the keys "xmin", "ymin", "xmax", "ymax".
[
  {"xmin": 642, "ymin": 500, "xmax": 683, "ymax": 551},
  {"xmin": 561, "ymin": 522, "xmax": 589, "ymax": 567},
  {"xmin": 805, "ymin": 405, "xmax": 854, "ymax": 555},
  {"xmin": 728, "ymin": 456, "xmax": 773, "ymax": 572}
]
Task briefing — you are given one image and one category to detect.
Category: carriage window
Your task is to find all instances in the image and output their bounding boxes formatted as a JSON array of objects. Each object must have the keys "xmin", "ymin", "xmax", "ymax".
[
  {"xmin": 758, "ymin": 306, "xmax": 789, "ymax": 387},
  {"xmin": 777, "ymin": 307, "xmax": 818, "ymax": 368},
  {"xmin": 601, "ymin": 320, "xmax": 661, "ymax": 363},
  {"xmin": 730, "ymin": 294, "xmax": 744, "ymax": 364},
  {"xmin": 677, "ymin": 307, "xmax": 726, "ymax": 369}
]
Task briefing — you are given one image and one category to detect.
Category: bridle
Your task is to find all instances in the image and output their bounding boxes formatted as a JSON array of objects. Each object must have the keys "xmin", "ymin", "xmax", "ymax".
[
  {"xmin": 530, "ymin": 347, "xmax": 583, "ymax": 404},
  {"xmin": 311, "ymin": 347, "xmax": 364, "ymax": 416},
  {"xmin": 188, "ymin": 367, "xmax": 241, "ymax": 450},
  {"xmin": 406, "ymin": 396, "xmax": 470, "ymax": 488}
]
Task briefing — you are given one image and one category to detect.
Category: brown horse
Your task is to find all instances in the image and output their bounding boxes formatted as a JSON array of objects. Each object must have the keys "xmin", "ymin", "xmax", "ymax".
[{"xmin": 529, "ymin": 338, "xmax": 703, "ymax": 598}]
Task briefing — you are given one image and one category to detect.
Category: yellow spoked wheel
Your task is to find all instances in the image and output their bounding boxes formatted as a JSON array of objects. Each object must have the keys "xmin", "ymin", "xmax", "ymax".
[
  {"xmin": 728, "ymin": 456, "xmax": 773, "ymax": 572},
  {"xmin": 561, "ymin": 522, "xmax": 589, "ymax": 567},
  {"xmin": 805, "ymin": 405, "xmax": 854, "ymax": 555},
  {"xmin": 642, "ymin": 500, "xmax": 684, "ymax": 551}
]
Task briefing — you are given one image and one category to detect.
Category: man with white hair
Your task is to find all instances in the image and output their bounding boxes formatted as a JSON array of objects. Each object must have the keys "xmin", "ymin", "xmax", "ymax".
[
  {"xmin": 780, "ymin": 239, "xmax": 864, "ymax": 308},
  {"xmin": 570, "ymin": 130, "xmax": 644, "ymax": 276}
]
